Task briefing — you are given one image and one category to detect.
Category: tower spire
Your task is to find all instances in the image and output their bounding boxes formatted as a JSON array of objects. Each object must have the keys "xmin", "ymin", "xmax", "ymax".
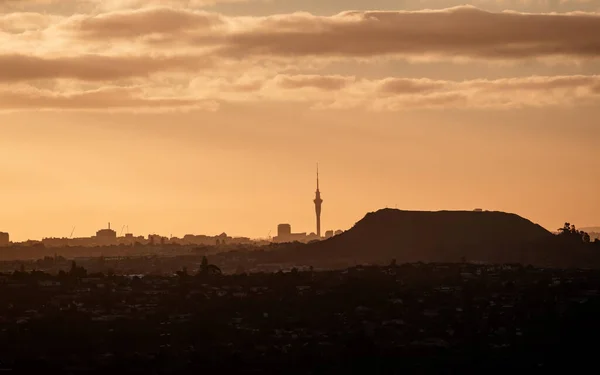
[
  {"xmin": 316, "ymin": 163, "xmax": 320, "ymax": 191},
  {"xmin": 313, "ymin": 163, "xmax": 323, "ymax": 238}
]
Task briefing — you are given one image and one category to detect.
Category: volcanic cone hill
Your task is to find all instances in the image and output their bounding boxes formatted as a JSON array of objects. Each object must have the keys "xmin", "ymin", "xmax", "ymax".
[{"xmin": 292, "ymin": 209, "xmax": 553, "ymax": 265}]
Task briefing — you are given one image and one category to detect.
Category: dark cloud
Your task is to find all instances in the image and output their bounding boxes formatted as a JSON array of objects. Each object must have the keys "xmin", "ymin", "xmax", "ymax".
[
  {"xmin": 60, "ymin": 6, "xmax": 600, "ymax": 60},
  {"xmin": 3, "ymin": 6, "xmax": 600, "ymax": 85},
  {"xmin": 216, "ymin": 6, "xmax": 600, "ymax": 60},
  {"xmin": 69, "ymin": 7, "xmax": 224, "ymax": 40},
  {"xmin": 276, "ymin": 74, "xmax": 353, "ymax": 90},
  {"xmin": 0, "ymin": 54, "xmax": 212, "ymax": 82},
  {"xmin": 379, "ymin": 78, "xmax": 446, "ymax": 94}
]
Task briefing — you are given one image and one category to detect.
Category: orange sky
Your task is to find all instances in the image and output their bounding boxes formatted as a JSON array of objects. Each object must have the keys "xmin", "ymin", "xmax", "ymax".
[{"xmin": 1, "ymin": 0, "xmax": 599, "ymax": 241}]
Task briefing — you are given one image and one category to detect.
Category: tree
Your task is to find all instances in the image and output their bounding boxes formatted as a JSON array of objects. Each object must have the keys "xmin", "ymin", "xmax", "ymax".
[
  {"xmin": 558, "ymin": 222, "xmax": 572, "ymax": 236},
  {"xmin": 557, "ymin": 222, "xmax": 590, "ymax": 244},
  {"xmin": 176, "ymin": 267, "xmax": 189, "ymax": 281},
  {"xmin": 196, "ymin": 256, "xmax": 222, "ymax": 277},
  {"xmin": 582, "ymin": 232, "xmax": 591, "ymax": 243},
  {"xmin": 68, "ymin": 261, "xmax": 87, "ymax": 278}
]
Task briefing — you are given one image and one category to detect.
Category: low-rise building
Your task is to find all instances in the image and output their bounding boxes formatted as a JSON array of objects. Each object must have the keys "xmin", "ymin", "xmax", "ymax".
[{"xmin": 0, "ymin": 231, "xmax": 8, "ymax": 247}]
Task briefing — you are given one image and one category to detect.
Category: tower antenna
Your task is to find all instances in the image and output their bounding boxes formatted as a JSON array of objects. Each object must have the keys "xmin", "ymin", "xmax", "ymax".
[
  {"xmin": 317, "ymin": 162, "xmax": 319, "ymax": 191},
  {"xmin": 313, "ymin": 163, "xmax": 323, "ymax": 238}
]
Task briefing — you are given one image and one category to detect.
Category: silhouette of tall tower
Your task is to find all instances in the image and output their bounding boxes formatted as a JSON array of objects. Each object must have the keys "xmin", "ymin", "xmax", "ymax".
[{"xmin": 313, "ymin": 164, "xmax": 323, "ymax": 238}]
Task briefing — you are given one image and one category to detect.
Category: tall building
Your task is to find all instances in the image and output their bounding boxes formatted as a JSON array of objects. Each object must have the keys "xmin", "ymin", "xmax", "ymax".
[
  {"xmin": 96, "ymin": 223, "xmax": 117, "ymax": 246},
  {"xmin": 277, "ymin": 224, "xmax": 292, "ymax": 238},
  {"xmin": 313, "ymin": 164, "xmax": 323, "ymax": 238},
  {"xmin": 0, "ymin": 232, "xmax": 9, "ymax": 247}
]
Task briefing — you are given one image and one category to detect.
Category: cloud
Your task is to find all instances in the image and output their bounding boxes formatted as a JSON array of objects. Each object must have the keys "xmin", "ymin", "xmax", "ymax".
[
  {"xmin": 260, "ymin": 74, "xmax": 600, "ymax": 110},
  {"xmin": 3, "ymin": 6, "xmax": 600, "ymax": 80},
  {"xmin": 93, "ymin": 0, "xmax": 254, "ymax": 11},
  {"xmin": 0, "ymin": 84, "xmax": 219, "ymax": 112},
  {"xmin": 274, "ymin": 74, "xmax": 355, "ymax": 90},
  {"xmin": 369, "ymin": 74, "xmax": 600, "ymax": 110},
  {"xmin": 44, "ymin": 5, "xmax": 600, "ymax": 61},
  {"xmin": 2, "ymin": 74, "xmax": 598, "ymax": 112},
  {"xmin": 369, "ymin": 92, "xmax": 469, "ymax": 111},
  {"xmin": 67, "ymin": 7, "xmax": 224, "ymax": 40},
  {"xmin": 0, "ymin": 0, "xmax": 256, "ymax": 13},
  {"xmin": 2, "ymin": 5, "xmax": 600, "ymax": 113},
  {"xmin": 0, "ymin": 54, "xmax": 213, "ymax": 82},
  {"xmin": 0, "ymin": 11, "xmax": 58, "ymax": 32},
  {"xmin": 379, "ymin": 78, "xmax": 447, "ymax": 94},
  {"xmin": 214, "ymin": 6, "xmax": 600, "ymax": 60}
]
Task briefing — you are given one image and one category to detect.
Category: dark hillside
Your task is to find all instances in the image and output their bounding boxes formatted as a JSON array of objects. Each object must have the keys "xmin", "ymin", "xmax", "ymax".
[{"xmin": 290, "ymin": 209, "xmax": 553, "ymax": 265}]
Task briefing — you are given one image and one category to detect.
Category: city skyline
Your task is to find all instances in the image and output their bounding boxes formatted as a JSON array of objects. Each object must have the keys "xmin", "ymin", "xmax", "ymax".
[
  {"xmin": 2, "ymin": 155, "xmax": 597, "ymax": 241},
  {"xmin": 1, "ymin": 158, "xmax": 599, "ymax": 241},
  {"xmin": 2, "ymin": 167, "xmax": 336, "ymax": 243}
]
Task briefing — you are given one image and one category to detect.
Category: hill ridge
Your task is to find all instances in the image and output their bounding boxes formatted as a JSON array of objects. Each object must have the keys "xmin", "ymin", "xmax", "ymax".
[{"xmin": 297, "ymin": 208, "xmax": 553, "ymax": 264}]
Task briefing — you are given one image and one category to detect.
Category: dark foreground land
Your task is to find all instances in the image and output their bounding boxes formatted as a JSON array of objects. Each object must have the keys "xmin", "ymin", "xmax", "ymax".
[{"xmin": 1, "ymin": 263, "xmax": 600, "ymax": 374}]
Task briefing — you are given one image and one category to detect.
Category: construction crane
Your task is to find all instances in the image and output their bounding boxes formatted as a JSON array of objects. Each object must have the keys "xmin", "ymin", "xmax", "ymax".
[
  {"xmin": 69, "ymin": 226, "xmax": 76, "ymax": 239},
  {"xmin": 119, "ymin": 225, "xmax": 126, "ymax": 237}
]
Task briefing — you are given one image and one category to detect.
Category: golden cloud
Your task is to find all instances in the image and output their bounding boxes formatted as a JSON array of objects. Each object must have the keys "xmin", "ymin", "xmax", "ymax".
[{"xmin": 1, "ymin": 74, "xmax": 598, "ymax": 111}]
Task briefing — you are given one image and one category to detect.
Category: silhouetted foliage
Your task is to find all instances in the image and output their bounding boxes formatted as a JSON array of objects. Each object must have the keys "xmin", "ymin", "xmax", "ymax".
[
  {"xmin": 558, "ymin": 222, "xmax": 591, "ymax": 243},
  {"xmin": 176, "ymin": 267, "xmax": 189, "ymax": 280},
  {"xmin": 68, "ymin": 261, "xmax": 87, "ymax": 278},
  {"xmin": 196, "ymin": 256, "xmax": 222, "ymax": 277}
]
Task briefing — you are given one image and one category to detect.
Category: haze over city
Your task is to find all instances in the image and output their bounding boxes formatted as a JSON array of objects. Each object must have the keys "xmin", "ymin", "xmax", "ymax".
[{"xmin": 1, "ymin": 0, "xmax": 600, "ymax": 242}]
